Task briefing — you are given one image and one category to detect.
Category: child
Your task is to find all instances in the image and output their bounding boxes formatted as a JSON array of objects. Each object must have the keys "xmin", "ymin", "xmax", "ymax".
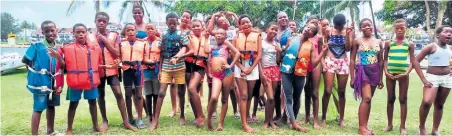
[
  {"xmin": 259, "ymin": 22, "xmax": 281, "ymax": 129},
  {"xmin": 350, "ymin": 18, "xmax": 384, "ymax": 135},
  {"xmin": 92, "ymin": 12, "xmax": 136, "ymax": 131},
  {"xmin": 23, "ymin": 20, "xmax": 64, "ymax": 135},
  {"xmin": 205, "ymin": 28, "xmax": 241, "ymax": 131},
  {"xmin": 143, "ymin": 23, "xmax": 161, "ymax": 123},
  {"xmin": 288, "ymin": 20, "xmax": 298, "ymax": 36},
  {"xmin": 233, "ymin": 14, "xmax": 262, "ymax": 133},
  {"xmin": 280, "ymin": 23, "xmax": 327, "ymax": 132},
  {"xmin": 185, "ymin": 19, "xmax": 209, "ymax": 127},
  {"xmin": 383, "ymin": 19, "xmax": 415, "ymax": 135},
  {"xmin": 321, "ymin": 14, "xmax": 354, "ymax": 127},
  {"xmin": 120, "ymin": 23, "xmax": 149, "ymax": 129},
  {"xmin": 132, "ymin": 5, "xmax": 147, "ymax": 39},
  {"xmin": 61, "ymin": 23, "xmax": 106, "ymax": 134},
  {"xmin": 412, "ymin": 25, "xmax": 452, "ymax": 135},
  {"xmin": 149, "ymin": 13, "xmax": 194, "ymax": 131}
]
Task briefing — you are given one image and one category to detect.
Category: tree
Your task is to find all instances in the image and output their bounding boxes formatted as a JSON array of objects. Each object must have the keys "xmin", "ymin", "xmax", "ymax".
[
  {"xmin": 376, "ymin": 0, "xmax": 451, "ymax": 39},
  {"xmin": 164, "ymin": 1, "xmax": 317, "ymax": 29},
  {"xmin": 66, "ymin": 0, "xmax": 113, "ymax": 16},
  {"xmin": 118, "ymin": 0, "xmax": 164, "ymax": 23},
  {"xmin": 1, "ymin": 12, "xmax": 20, "ymax": 41},
  {"xmin": 20, "ymin": 21, "xmax": 32, "ymax": 41},
  {"xmin": 321, "ymin": 0, "xmax": 364, "ymax": 24}
]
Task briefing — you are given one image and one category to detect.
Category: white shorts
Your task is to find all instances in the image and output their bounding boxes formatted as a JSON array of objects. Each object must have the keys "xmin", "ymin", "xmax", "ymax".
[
  {"xmin": 425, "ymin": 73, "xmax": 452, "ymax": 88},
  {"xmin": 234, "ymin": 60, "xmax": 259, "ymax": 81}
]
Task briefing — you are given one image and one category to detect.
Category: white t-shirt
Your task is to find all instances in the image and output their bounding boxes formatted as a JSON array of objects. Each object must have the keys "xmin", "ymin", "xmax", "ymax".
[{"xmin": 261, "ymin": 40, "xmax": 279, "ymax": 67}]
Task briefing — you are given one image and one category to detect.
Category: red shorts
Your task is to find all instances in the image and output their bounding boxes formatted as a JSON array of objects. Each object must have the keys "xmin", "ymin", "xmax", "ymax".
[{"xmin": 262, "ymin": 66, "xmax": 281, "ymax": 81}]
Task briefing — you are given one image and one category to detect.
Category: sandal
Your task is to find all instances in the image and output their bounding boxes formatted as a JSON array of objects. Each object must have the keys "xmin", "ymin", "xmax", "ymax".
[
  {"xmin": 136, "ymin": 120, "xmax": 146, "ymax": 129},
  {"xmin": 252, "ymin": 116, "xmax": 259, "ymax": 123},
  {"xmin": 128, "ymin": 119, "xmax": 136, "ymax": 126},
  {"xmin": 234, "ymin": 112, "xmax": 240, "ymax": 119}
]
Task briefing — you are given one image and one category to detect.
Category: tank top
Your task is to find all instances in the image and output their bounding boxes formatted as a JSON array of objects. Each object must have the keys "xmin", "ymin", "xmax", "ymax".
[
  {"xmin": 328, "ymin": 34, "xmax": 346, "ymax": 58},
  {"xmin": 136, "ymin": 30, "xmax": 148, "ymax": 39},
  {"xmin": 261, "ymin": 40, "xmax": 278, "ymax": 67},
  {"xmin": 387, "ymin": 41, "xmax": 410, "ymax": 74},
  {"xmin": 357, "ymin": 39, "xmax": 380, "ymax": 65},
  {"xmin": 428, "ymin": 43, "xmax": 451, "ymax": 66},
  {"xmin": 211, "ymin": 44, "xmax": 229, "ymax": 58}
]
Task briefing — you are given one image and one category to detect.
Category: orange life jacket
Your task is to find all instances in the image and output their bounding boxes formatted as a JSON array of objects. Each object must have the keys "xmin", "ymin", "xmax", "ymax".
[
  {"xmin": 120, "ymin": 39, "xmax": 148, "ymax": 70},
  {"xmin": 144, "ymin": 38, "xmax": 161, "ymax": 69},
  {"xmin": 235, "ymin": 31, "xmax": 260, "ymax": 60},
  {"xmin": 294, "ymin": 40, "xmax": 312, "ymax": 76},
  {"xmin": 186, "ymin": 34, "xmax": 209, "ymax": 68},
  {"xmin": 61, "ymin": 42, "xmax": 101, "ymax": 90},
  {"xmin": 87, "ymin": 32, "xmax": 120, "ymax": 77}
]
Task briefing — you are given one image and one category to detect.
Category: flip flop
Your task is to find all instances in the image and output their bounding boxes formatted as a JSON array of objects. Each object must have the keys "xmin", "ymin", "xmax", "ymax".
[
  {"xmin": 234, "ymin": 113, "xmax": 240, "ymax": 119},
  {"xmin": 128, "ymin": 119, "xmax": 136, "ymax": 126},
  {"xmin": 136, "ymin": 120, "xmax": 146, "ymax": 129}
]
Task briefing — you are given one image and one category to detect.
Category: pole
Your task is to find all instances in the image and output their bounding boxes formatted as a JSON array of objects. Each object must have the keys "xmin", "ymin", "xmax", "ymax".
[
  {"xmin": 369, "ymin": 0, "xmax": 378, "ymax": 39},
  {"xmin": 320, "ymin": 0, "xmax": 322, "ymax": 18},
  {"xmin": 293, "ymin": 0, "xmax": 297, "ymax": 20}
]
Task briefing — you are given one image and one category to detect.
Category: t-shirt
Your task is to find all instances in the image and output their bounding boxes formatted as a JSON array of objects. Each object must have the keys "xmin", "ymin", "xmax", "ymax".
[{"xmin": 261, "ymin": 40, "xmax": 279, "ymax": 67}]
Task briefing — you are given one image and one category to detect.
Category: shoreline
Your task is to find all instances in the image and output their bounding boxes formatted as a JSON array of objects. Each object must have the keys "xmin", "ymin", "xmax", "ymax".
[{"xmin": 0, "ymin": 45, "xmax": 30, "ymax": 48}]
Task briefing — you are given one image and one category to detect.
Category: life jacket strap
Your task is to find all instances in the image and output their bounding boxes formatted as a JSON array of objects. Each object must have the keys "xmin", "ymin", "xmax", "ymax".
[{"xmin": 27, "ymin": 85, "xmax": 54, "ymax": 100}]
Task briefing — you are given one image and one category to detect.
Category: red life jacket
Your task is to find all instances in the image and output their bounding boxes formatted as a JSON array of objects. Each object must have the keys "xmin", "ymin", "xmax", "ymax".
[{"xmin": 87, "ymin": 32, "xmax": 120, "ymax": 77}]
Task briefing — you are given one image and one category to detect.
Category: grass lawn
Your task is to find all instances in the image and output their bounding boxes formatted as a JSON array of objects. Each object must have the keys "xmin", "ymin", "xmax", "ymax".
[{"xmin": 1, "ymin": 68, "xmax": 452, "ymax": 135}]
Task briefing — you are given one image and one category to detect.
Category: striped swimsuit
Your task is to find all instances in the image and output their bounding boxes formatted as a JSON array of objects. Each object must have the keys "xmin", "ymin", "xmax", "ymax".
[{"xmin": 387, "ymin": 41, "xmax": 409, "ymax": 74}]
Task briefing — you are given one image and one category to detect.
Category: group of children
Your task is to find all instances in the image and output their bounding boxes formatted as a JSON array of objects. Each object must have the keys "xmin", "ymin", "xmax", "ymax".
[{"xmin": 24, "ymin": 5, "xmax": 452, "ymax": 135}]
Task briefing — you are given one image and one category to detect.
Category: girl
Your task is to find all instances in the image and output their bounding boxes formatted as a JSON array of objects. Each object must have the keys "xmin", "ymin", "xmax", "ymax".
[
  {"xmin": 383, "ymin": 19, "xmax": 415, "ymax": 135},
  {"xmin": 412, "ymin": 26, "xmax": 452, "ymax": 136},
  {"xmin": 321, "ymin": 14, "xmax": 354, "ymax": 127},
  {"xmin": 185, "ymin": 19, "xmax": 208, "ymax": 127},
  {"xmin": 132, "ymin": 5, "xmax": 147, "ymax": 39},
  {"xmin": 120, "ymin": 23, "xmax": 149, "ymax": 129},
  {"xmin": 205, "ymin": 28, "xmax": 241, "ymax": 131},
  {"xmin": 275, "ymin": 12, "xmax": 291, "ymax": 122},
  {"xmin": 143, "ymin": 23, "xmax": 161, "ymax": 123},
  {"xmin": 280, "ymin": 23, "xmax": 327, "ymax": 132},
  {"xmin": 233, "ymin": 14, "xmax": 262, "ymax": 133},
  {"xmin": 350, "ymin": 18, "xmax": 384, "ymax": 135},
  {"xmin": 288, "ymin": 20, "xmax": 298, "ymax": 36},
  {"xmin": 259, "ymin": 22, "xmax": 281, "ymax": 129}
]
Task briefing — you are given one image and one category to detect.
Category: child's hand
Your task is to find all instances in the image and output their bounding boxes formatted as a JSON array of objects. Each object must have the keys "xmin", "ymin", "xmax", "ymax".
[
  {"xmin": 170, "ymin": 56, "xmax": 179, "ymax": 64},
  {"xmin": 346, "ymin": 22, "xmax": 355, "ymax": 35},
  {"xmin": 385, "ymin": 72, "xmax": 394, "ymax": 80},
  {"xmin": 47, "ymin": 48, "xmax": 60, "ymax": 58},
  {"xmin": 242, "ymin": 68, "xmax": 252, "ymax": 75},
  {"xmin": 394, "ymin": 72, "xmax": 408, "ymax": 79},
  {"xmin": 421, "ymin": 78, "xmax": 433, "ymax": 88},
  {"xmin": 350, "ymin": 78, "xmax": 355, "ymax": 88},
  {"xmin": 222, "ymin": 64, "xmax": 232, "ymax": 69},
  {"xmin": 96, "ymin": 33, "xmax": 107, "ymax": 42},
  {"xmin": 225, "ymin": 11, "xmax": 235, "ymax": 17},
  {"xmin": 377, "ymin": 81, "xmax": 384, "ymax": 89},
  {"xmin": 215, "ymin": 12, "xmax": 223, "ymax": 17},
  {"xmin": 55, "ymin": 87, "xmax": 63, "ymax": 95}
]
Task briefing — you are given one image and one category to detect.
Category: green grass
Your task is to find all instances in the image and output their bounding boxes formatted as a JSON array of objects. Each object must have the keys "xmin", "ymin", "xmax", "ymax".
[{"xmin": 1, "ymin": 68, "xmax": 452, "ymax": 135}]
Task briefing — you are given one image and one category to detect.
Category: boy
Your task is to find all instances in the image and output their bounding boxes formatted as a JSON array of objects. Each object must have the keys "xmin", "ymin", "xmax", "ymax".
[
  {"xmin": 383, "ymin": 19, "xmax": 415, "ymax": 135},
  {"xmin": 92, "ymin": 12, "xmax": 136, "ymax": 131},
  {"xmin": 60, "ymin": 23, "xmax": 105, "ymax": 134},
  {"xmin": 143, "ymin": 23, "xmax": 161, "ymax": 122},
  {"xmin": 149, "ymin": 13, "xmax": 194, "ymax": 131},
  {"xmin": 23, "ymin": 20, "xmax": 64, "ymax": 135}
]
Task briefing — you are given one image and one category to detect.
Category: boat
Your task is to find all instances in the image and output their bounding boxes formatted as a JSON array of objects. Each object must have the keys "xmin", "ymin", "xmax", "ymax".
[{"xmin": 1, "ymin": 52, "xmax": 25, "ymax": 74}]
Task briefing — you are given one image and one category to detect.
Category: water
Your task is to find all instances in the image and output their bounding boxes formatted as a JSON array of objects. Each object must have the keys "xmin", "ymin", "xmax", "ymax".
[{"xmin": 1, "ymin": 47, "xmax": 27, "ymax": 56}]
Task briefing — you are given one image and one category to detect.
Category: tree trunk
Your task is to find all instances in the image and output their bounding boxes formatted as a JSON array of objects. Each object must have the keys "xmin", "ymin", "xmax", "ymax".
[
  {"xmin": 425, "ymin": 0, "xmax": 433, "ymax": 40},
  {"xmin": 96, "ymin": 0, "xmax": 100, "ymax": 13},
  {"xmin": 436, "ymin": 0, "xmax": 447, "ymax": 28}
]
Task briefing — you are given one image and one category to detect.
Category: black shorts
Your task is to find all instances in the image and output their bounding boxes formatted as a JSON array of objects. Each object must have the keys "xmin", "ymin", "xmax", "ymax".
[
  {"xmin": 253, "ymin": 79, "xmax": 262, "ymax": 97},
  {"xmin": 123, "ymin": 69, "xmax": 143, "ymax": 87},
  {"xmin": 185, "ymin": 62, "xmax": 206, "ymax": 76},
  {"xmin": 98, "ymin": 76, "xmax": 121, "ymax": 88}
]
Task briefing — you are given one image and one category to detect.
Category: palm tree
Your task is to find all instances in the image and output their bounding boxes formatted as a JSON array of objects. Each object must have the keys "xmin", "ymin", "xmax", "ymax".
[
  {"xmin": 66, "ymin": 0, "xmax": 113, "ymax": 16},
  {"xmin": 118, "ymin": 0, "xmax": 164, "ymax": 24},
  {"xmin": 321, "ymin": 0, "xmax": 363, "ymax": 24}
]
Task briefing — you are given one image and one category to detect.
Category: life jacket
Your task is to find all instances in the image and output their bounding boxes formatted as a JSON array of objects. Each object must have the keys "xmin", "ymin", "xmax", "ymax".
[
  {"xmin": 185, "ymin": 34, "xmax": 209, "ymax": 68},
  {"xmin": 120, "ymin": 39, "xmax": 148, "ymax": 70},
  {"xmin": 161, "ymin": 30, "xmax": 185, "ymax": 59},
  {"xmin": 294, "ymin": 40, "xmax": 312, "ymax": 76},
  {"xmin": 144, "ymin": 38, "xmax": 161, "ymax": 72},
  {"xmin": 61, "ymin": 42, "xmax": 101, "ymax": 90},
  {"xmin": 235, "ymin": 31, "xmax": 260, "ymax": 65},
  {"xmin": 26, "ymin": 44, "xmax": 64, "ymax": 100},
  {"xmin": 87, "ymin": 32, "xmax": 120, "ymax": 77}
]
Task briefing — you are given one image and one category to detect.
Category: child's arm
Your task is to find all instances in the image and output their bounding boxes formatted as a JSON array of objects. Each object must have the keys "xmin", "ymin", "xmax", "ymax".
[
  {"xmin": 225, "ymin": 11, "xmax": 239, "ymax": 27},
  {"xmin": 50, "ymin": 46, "xmax": 65, "ymax": 69},
  {"xmin": 275, "ymin": 43, "xmax": 282, "ymax": 64},
  {"xmin": 204, "ymin": 38, "xmax": 212, "ymax": 54},
  {"xmin": 377, "ymin": 40, "xmax": 385, "ymax": 89},
  {"xmin": 349, "ymin": 39, "xmax": 358, "ymax": 88},
  {"xmin": 404, "ymin": 42, "xmax": 416, "ymax": 75},
  {"xmin": 412, "ymin": 44, "xmax": 433, "ymax": 88},
  {"xmin": 98, "ymin": 33, "xmax": 120, "ymax": 58},
  {"xmin": 345, "ymin": 22, "xmax": 354, "ymax": 51},
  {"xmin": 233, "ymin": 37, "xmax": 245, "ymax": 71},
  {"xmin": 383, "ymin": 41, "xmax": 393, "ymax": 79},
  {"xmin": 244, "ymin": 35, "xmax": 263, "ymax": 74},
  {"xmin": 22, "ymin": 43, "xmax": 36, "ymax": 66},
  {"xmin": 207, "ymin": 12, "xmax": 222, "ymax": 36},
  {"xmin": 225, "ymin": 40, "xmax": 241, "ymax": 69},
  {"xmin": 310, "ymin": 42, "xmax": 328, "ymax": 68},
  {"xmin": 142, "ymin": 41, "xmax": 154, "ymax": 64}
]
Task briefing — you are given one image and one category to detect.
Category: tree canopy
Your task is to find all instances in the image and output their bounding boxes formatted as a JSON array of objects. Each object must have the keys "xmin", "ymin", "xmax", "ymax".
[{"xmin": 1, "ymin": 12, "xmax": 20, "ymax": 40}]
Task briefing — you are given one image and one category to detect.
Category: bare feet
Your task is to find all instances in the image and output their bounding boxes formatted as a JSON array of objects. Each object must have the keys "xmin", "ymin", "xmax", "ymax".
[
  {"xmin": 400, "ymin": 128, "xmax": 407, "ymax": 136},
  {"xmin": 242, "ymin": 124, "xmax": 256, "ymax": 133},
  {"xmin": 168, "ymin": 111, "xmax": 176, "ymax": 117},
  {"xmin": 313, "ymin": 122, "xmax": 321, "ymax": 129},
  {"xmin": 320, "ymin": 120, "xmax": 327, "ymax": 127},
  {"xmin": 196, "ymin": 117, "xmax": 205, "ymax": 128},
  {"xmin": 101, "ymin": 121, "xmax": 109, "ymax": 131},
  {"xmin": 431, "ymin": 131, "xmax": 441, "ymax": 136},
  {"xmin": 123, "ymin": 122, "xmax": 137, "ymax": 131},
  {"xmin": 270, "ymin": 122, "xmax": 279, "ymax": 129},
  {"xmin": 93, "ymin": 126, "xmax": 107, "ymax": 133},
  {"xmin": 358, "ymin": 128, "xmax": 372, "ymax": 135},
  {"xmin": 179, "ymin": 117, "xmax": 186, "ymax": 126},
  {"xmin": 217, "ymin": 123, "xmax": 224, "ymax": 131},
  {"xmin": 66, "ymin": 130, "xmax": 73, "ymax": 135},
  {"xmin": 47, "ymin": 129, "xmax": 55, "ymax": 135},
  {"xmin": 148, "ymin": 122, "xmax": 158, "ymax": 131},
  {"xmin": 291, "ymin": 123, "xmax": 308, "ymax": 132},
  {"xmin": 207, "ymin": 119, "xmax": 214, "ymax": 131},
  {"xmin": 383, "ymin": 126, "xmax": 393, "ymax": 132},
  {"xmin": 262, "ymin": 123, "xmax": 269, "ymax": 129},
  {"xmin": 338, "ymin": 120, "xmax": 346, "ymax": 127}
]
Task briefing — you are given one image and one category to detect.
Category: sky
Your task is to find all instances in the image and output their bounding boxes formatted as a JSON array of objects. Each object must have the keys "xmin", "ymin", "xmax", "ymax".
[{"xmin": 1, "ymin": 0, "xmax": 384, "ymax": 29}]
